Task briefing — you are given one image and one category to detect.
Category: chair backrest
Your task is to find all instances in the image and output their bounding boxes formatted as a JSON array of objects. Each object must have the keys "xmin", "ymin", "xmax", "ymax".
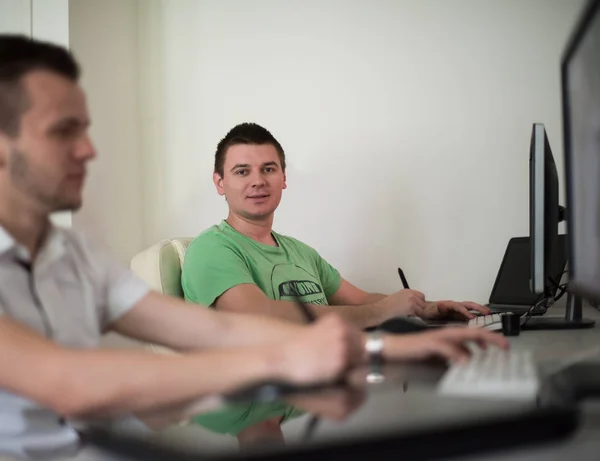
[
  {"xmin": 129, "ymin": 238, "xmax": 194, "ymax": 362},
  {"xmin": 130, "ymin": 238, "xmax": 194, "ymax": 298}
]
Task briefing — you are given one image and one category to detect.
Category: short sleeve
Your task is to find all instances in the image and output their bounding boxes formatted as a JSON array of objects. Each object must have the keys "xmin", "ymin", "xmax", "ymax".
[
  {"xmin": 70, "ymin": 230, "xmax": 149, "ymax": 327},
  {"xmin": 103, "ymin": 260, "xmax": 150, "ymax": 324},
  {"xmin": 182, "ymin": 234, "xmax": 255, "ymax": 307},
  {"xmin": 311, "ymin": 249, "xmax": 342, "ymax": 299}
]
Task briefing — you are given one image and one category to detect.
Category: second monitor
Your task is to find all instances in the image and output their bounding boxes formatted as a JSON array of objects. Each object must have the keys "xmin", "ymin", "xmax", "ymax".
[{"xmin": 523, "ymin": 122, "xmax": 594, "ymax": 329}]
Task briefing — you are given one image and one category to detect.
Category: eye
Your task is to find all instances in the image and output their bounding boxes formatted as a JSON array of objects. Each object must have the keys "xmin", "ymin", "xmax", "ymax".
[
  {"xmin": 235, "ymin": 169, "xmax": 248, "ymax": 176},
  {"xmin": 54, "ymin": 126, "xmax": 77, "ymax": 138},
  {"xmin": 263, "ymin": 167, "xmax": 274, "ymax": 173},
  {"xmin": 51, "ymin": 123, "xmax": 83, "ymax": 140}
]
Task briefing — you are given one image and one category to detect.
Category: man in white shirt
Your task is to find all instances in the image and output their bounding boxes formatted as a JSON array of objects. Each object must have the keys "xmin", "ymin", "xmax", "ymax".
[{"xmin": 0, "ymin": 34, "xmax": 506, "ymax": 440}]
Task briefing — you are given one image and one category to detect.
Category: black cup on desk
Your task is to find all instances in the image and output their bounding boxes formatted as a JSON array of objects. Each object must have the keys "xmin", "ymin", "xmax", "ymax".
[{"xmin": 501, "ymin": 313, "xmax": 521, "ymax": 336}]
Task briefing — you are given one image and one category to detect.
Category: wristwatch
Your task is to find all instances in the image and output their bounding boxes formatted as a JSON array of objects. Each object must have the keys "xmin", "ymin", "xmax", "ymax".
[
  {"xmin": 365, "ymin": 331, "xmax": 385, "ymax": 383},
  {"xmin": 365, "ymin": 330, "xmax": 384, "ymax": 363}
]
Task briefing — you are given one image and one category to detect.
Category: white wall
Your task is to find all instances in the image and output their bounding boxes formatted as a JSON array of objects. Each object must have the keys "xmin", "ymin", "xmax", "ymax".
[
  {"xmin": 0, "ymin": 0, "xmax": 31, "ymax": 35},
  {"xmin": 31, "ymin": 0, "xmax": 69, "ymax": 47},
  {"xmin": 69, "ymin": 0, "xmax": 144, "ymax": 263},
  {"xmin": 135, "ymin": 0, "xmax": 585, "ymax": 303}
]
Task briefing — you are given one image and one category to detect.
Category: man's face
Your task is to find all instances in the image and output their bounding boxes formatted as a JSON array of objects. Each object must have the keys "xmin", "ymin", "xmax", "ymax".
[
  {"xmin": 0, "ymin": 70, "xmax": 96, "ymax": 212},
  {"xmin": 214, "ymin": 143, "xmax": 286, "ymax": 221}
]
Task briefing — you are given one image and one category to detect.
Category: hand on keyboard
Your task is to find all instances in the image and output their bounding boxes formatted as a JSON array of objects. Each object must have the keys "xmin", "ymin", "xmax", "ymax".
[
  {"xmin": 383, "ymin": 327, "xmax": 509, "ymax": 364},
  {"xmin": 418, "ymin": 300, "xmax": 491, "ymax": 321}
]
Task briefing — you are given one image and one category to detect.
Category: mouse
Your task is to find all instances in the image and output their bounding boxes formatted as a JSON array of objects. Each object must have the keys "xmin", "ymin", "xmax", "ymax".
[{"xmin": 377, "ymin": 316, "xmax": 430, "ymax": 334}]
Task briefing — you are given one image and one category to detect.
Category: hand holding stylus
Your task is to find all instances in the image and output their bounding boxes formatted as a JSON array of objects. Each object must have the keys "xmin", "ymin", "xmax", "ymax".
[{"xmin": 396, "ymin": 267, "xmax": 489, "ymax": 320}]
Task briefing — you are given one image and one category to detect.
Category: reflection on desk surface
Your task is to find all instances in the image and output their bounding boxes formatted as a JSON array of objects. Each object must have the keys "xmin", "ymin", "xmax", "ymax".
[
  {"xmin": 0, "ymin": 361, "xmax": 580, "ymax": 461},
  {"xmin": 3, "ymin": 305, "xmax": 600, "ymax": 461},
  {"xmin": 81, "ymin": 375, "xmax": 579, "ymax": 461}
]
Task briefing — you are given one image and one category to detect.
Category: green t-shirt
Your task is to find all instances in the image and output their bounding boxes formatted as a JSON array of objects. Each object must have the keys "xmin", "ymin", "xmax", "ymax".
[
  {"xmin": 182, "ymin": 220, "xmax": 343, "ymax": 308},
  {"xmin": 181, "ymin": 220, "xmax": 342, "ymax": 436}
]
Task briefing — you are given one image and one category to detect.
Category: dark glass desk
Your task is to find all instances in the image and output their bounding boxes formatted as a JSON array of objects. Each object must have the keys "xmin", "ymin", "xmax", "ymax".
[{"xmin": 4, "ymin": 304, "xmax": 600, "ymax": 461}]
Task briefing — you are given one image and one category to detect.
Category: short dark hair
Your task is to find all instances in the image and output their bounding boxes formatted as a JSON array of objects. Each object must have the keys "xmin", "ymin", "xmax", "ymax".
[
  {"xmin": 214, "ymin": 123, "xmax": 286, "ymax": 177},
  {"xmin": 0, "ymin": 34, "xmax": 80, "ymax": 137}
]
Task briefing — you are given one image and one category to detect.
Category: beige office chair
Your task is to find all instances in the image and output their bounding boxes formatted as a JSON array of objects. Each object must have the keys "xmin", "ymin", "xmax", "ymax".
[
  {"xmin": 130, "ymin": 237, "xmax": 194, "ymax": 355},
  {"xmin": 130, "ymin": 238, "xmax": 194, "ymax": 298}
]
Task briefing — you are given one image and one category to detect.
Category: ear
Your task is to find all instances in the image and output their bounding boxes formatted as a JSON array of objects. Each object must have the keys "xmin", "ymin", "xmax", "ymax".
[
  {"xmin": 213, "ymin": 172, "xmax": 225, "ymax": 196},
  {"xmin": 282, "ymin": 171, "xmax": 287, "ymax": 190}
]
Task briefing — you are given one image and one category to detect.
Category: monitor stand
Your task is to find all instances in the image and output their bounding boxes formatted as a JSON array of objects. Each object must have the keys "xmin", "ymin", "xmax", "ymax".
[{"xmin": 521, "ymin": 291, "xmax": 596, "ymax": 330}]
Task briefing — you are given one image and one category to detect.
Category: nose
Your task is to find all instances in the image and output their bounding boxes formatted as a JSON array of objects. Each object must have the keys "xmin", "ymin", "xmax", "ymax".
[
  {"xmin": 250, "ymin": 170, "xmax": 267, "ymax": 187},
  {"xmin": 74, "ymin": 133, "xmax": 97, "ymax": 161}
]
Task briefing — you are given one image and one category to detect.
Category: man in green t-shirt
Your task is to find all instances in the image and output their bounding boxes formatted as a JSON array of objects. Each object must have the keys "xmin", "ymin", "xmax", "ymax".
[
  {"xmin": 181, "ymin": 123, "xmax": 493, "ymax": 441},
  {"xmin": 182, "ymin": 122, "xmax": 490, "ymax": 328}
]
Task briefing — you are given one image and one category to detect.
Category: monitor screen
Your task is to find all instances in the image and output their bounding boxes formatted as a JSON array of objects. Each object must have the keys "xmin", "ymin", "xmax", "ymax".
[
  {"xmin": 529, "ymin": 123, "xmax": 560, "ymax": 296},
  {"xmin": 563, "ymin": 0, "xmax": 600, "ymax": 303}
]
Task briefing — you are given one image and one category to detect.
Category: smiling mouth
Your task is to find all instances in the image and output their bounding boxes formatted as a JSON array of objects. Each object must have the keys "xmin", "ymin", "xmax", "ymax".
[{"xmin": 247, "ymin": 194, "xmax": 270, "ymax": 199}]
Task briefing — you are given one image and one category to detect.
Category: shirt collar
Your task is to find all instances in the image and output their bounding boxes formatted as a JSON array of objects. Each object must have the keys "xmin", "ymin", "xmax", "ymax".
[
  {"xmin": 0, "ymin": 223, "xmax": 66, "ymax": 265},
  {"xmin": 0, "ymin": 225, "xmax": 16, "ymax": 257}
]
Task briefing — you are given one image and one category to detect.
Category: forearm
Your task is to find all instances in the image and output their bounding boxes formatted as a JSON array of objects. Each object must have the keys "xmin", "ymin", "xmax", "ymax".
[
  {"xmin": 209, "ymin": 309, "xmax": 306, "ymax": 348},
  {"xmin": 113, "ymin": 293, "xmax": 305, "ymax": 352},
  {"xmin": 32, "ymin": 346, "xmax": 282, "ymax": 419},
  {"xmin": 312, "ymin": 302, "xmax": 385, "ymax": 329},
  {"xmin": 362, "ymin": 293, "xmax": 387, "ymax": 304},
  {"xmin": 222, "ymin": 298, "xmax": 385, "ymax": 330}
]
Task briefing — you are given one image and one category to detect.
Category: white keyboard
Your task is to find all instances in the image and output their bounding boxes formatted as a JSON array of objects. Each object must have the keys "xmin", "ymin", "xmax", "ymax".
[
  {"xmin": 467, "ymin": 313, "xmax": 521, "ymax": 331},
  {"xmin": 438, "ymin": 346, "xmax": 540, "ymax": 401}
]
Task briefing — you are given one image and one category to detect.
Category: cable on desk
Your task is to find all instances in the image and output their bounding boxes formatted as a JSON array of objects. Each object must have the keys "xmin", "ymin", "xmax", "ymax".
[
  {"xmin": 548, "ymin": 271, "xmax": 569, "ymax": 302},
  {"xmin": 521, "ymin": 295, "xmax": 548, "ymax": 327},
  {"xmin": 522, "ymin": 272, "xmax": 571, "ymax": 327}
]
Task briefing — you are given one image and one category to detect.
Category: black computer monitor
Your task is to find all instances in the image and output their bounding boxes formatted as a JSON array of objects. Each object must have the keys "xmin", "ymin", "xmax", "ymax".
[
  {"xmin": 562, "ymin": 0, "xmax": 600, "ymax": 306},
  {"xmin": 522, "ymin": 123, "xmax": 594, "ymax": 329},
  {"xmin": 529, "ymin": 123, "xmax": 561, "ymax": 299}
]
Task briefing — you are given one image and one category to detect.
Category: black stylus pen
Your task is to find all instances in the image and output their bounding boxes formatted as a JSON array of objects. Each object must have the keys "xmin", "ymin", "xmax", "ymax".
[{"xmin": 398, "ymin": 267, "xmax": 410, "ymax": 289}]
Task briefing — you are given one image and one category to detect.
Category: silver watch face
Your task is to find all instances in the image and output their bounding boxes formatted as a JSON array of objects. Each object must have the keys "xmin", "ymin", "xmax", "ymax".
[{"xmin": 365, "ymin": 332, "xmax": 384, "ymax": 354}]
